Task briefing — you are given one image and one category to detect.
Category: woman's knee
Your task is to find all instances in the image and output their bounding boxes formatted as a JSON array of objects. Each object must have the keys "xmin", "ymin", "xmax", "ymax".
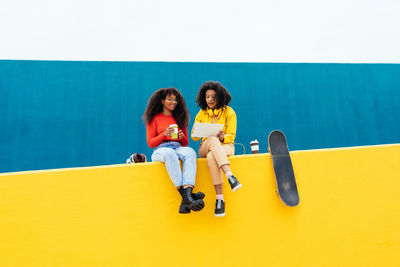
[
  {"xmin": 179, "ymin": 147, "xmax": 197, "ymax": 159},
  {"xmin": 160, "ymin": 148, "xmax": 179, "ymax": 161},
  {"xmin": 206, "ymin": 151, "xmax": 216, "ymax": 162},
  {"xmin": 186, "ymin": 147, "xmax": 197, "ymax": 158}
]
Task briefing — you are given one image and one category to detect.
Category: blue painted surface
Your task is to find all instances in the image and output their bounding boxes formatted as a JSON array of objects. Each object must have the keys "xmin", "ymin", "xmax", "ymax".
[{"xmin": 1, "ymin": 60, "xmax": 399, "ymax": 172}]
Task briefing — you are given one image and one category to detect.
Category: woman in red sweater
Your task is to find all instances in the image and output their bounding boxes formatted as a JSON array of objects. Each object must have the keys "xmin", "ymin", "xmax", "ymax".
[{"xmin": 143, "ymin": 87, "xmax": 204, "ymax": 214}]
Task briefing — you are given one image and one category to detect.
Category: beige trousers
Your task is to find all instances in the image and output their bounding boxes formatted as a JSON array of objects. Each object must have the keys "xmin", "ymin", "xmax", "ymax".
[{"xmin": 198, "ymin": 136, "xmax": 235, "ymax": 185}]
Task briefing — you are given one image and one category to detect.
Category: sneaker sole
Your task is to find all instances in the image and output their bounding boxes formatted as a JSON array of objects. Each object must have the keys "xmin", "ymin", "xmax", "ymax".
[
  {"xmin": 215, "ymin": 212, "xmax": 225, "ymax": 217},
  {"xmin": 232, "ymin": 183, "xmax": 242, "ymax": 192}
]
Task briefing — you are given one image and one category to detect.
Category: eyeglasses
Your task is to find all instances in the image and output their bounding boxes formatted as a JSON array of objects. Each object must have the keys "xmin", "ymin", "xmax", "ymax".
[{"xmin": 166, "ymin": 98, "xmax": 178, "ymax": 103}]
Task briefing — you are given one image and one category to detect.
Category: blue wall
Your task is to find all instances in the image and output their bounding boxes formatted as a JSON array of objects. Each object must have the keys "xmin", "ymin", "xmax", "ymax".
[{"xmin": 1, "ymin": 60, "xmax": 399, "ymax": 173}]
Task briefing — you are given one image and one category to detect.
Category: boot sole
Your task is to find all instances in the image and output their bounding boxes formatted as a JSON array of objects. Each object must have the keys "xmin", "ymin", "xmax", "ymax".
[
  {"xmin": 191, "ymin": 199, "xmax": 205, "ymax": 212},
  {"xmin": 179, "ymin": 204, "xmax": 191, "ymax": 214},
  {"xmin": 231, "ymin": 183, "xmax": 242, "ymax": 192}
]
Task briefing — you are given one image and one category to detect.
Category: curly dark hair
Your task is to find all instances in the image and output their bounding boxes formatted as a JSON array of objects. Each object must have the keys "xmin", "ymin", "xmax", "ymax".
[
  {"xmin": 143, "ymin": 87, "xmax": 189, "ymax": 128},
  {"xmin": 196, "ymin": 81, "xmax": 232, "ymax": 110}
]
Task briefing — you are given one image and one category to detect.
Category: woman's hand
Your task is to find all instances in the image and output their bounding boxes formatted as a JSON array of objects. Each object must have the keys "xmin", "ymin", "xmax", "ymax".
[
  {"xmin": 178, "ymin": 130, "xmax": 184, "ymax": 139},
  {"xmin": 164, "ymin": 126, "xmax": 174, "ymax": 137},
  {"xmin": 217, "ymin": 130, "xmax": 225, "ymax": 142}
]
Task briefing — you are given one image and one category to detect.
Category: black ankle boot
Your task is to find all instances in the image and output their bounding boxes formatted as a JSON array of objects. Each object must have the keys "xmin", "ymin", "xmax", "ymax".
[
  {"xmin": 178, "ymin": 187, "xmax": 205, "ymax": 213},
  {"xmin": 184, "ymin": 187, "xmax": 205, "ymax": 212}
]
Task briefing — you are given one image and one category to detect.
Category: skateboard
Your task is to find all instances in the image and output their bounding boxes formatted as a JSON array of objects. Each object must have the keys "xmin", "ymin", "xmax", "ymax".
[{"xmin": 268, "ymin": 130, "xmax": 299, "ymax": 207}]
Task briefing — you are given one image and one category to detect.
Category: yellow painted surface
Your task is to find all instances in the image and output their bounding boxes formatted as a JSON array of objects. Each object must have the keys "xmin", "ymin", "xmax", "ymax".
[{"xmin": 0, "ymin": 144, "xmax": 400, "ymax": 266}]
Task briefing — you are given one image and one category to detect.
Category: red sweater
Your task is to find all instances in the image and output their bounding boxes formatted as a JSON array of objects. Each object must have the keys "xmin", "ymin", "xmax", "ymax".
[{"xmin": 146, "ymin": 113, "xmax": 189, "ymax": 148}]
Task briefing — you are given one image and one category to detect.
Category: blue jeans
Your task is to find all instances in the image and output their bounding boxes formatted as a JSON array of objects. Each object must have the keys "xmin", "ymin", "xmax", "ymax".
[{"xmin": 151, "ymin": 142, "xmax": 197, "ymax": 187}]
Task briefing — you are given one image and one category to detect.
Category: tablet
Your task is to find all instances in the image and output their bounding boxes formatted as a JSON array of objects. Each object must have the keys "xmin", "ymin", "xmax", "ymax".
[{"xmin": 192, "ymin": 123, "xmax": 224, "ymax": 138}]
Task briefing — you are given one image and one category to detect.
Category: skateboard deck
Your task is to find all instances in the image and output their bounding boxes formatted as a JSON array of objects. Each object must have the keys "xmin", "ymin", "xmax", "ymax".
[{"xmin": 268, "ymin": 130, "xmax": 299, "ymax": 207}]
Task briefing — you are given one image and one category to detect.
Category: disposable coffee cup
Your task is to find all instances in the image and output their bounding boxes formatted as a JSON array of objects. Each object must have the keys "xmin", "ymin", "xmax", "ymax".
[
  {"xmin": 250, "ymin": 139, "xmax": 259, "ymax": 154},
  {"xmin": 170, "ymin": 124, "xmax": 179, "ymax": 139}
]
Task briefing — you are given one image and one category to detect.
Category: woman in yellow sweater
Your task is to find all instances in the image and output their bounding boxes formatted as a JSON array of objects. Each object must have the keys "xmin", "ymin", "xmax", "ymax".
[{"xmin": 191, "ymin": 81, "xmax": 242, "ymax": 217}]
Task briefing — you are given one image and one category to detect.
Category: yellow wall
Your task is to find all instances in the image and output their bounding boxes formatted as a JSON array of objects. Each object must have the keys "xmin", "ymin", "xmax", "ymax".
[{"xmin": 1, "ymin": 144, "xmax": 399, "ymax": 266}]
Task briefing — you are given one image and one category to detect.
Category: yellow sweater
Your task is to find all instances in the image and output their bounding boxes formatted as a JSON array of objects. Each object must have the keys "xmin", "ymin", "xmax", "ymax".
[{"xmin": 191, "ymin": 106, "xmax": 237, "ymax": 144}]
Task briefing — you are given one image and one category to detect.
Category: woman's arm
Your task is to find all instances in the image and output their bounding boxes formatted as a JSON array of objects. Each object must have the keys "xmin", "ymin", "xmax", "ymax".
[
  {"xmin": 179, "ymin": 127, "xmax": 189, "ymax": 146},
  {"xmin": 191, "ymin": 112, "xmax": 202, "ymax": 142},
  {"xmin": 222, "ymin": 107, "xmax": 237, "ymax": 144},
  {"xmin": 146, "ymin": 118, "xmax": 166, "ymax": 148}
]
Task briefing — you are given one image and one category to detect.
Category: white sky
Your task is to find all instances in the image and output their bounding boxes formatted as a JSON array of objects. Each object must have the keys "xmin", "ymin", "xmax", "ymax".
[{"xmin": 0, "ymin": 0, "xmax": 399, "ymax": 62}]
